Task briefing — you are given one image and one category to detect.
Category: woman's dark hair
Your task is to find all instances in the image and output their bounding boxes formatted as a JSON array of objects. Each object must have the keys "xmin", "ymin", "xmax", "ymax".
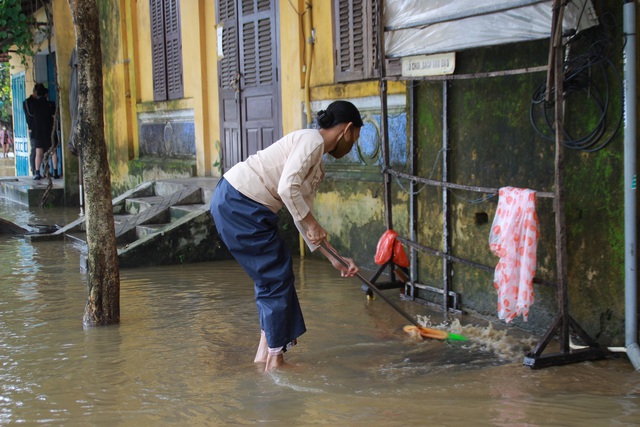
[{"xmin": 316, "ymin": 100, "xmax": 364, "ymax": 129}]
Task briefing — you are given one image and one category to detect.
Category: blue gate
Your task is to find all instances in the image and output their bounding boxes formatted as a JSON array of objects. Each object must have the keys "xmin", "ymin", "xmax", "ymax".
[{"xmin": 10, "ymin": 73, "xmax": 29, "ymax": 176}]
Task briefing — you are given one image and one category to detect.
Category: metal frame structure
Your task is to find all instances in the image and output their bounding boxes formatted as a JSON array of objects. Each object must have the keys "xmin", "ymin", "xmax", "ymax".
[{"xmin": 376, "ymin": 0, "xmax": 608, "ymax": 368}]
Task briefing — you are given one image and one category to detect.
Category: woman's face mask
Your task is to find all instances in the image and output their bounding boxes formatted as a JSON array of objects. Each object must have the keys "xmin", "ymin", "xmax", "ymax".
[{"xmin": 329, "ymin": 125, "xmax": 360, "ymax": 159}]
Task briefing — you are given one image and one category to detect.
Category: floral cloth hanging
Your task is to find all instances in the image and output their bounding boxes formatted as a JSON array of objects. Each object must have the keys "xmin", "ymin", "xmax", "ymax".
[{"xmin": 489, "ymin": 187, "xmax": 540, "ymax": 323}]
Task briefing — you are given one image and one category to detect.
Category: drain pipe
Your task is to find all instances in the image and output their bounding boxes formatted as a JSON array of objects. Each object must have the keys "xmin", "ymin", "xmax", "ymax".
[
  {"xmin": 300, "ymin": 0, "xmax": 314, "ymax": 259},
  {"xmin": 623, "ymin": 0, "xmax": 640, "ymax": 371}
]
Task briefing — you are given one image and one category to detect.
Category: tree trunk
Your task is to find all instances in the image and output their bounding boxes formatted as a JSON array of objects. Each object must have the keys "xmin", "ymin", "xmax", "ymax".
[{"xmin": 69, "ymin": 0, "xmax": 120, "ymax": 326}]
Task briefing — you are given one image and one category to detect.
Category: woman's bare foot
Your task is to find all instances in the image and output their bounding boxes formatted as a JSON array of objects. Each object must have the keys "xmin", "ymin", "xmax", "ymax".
[
  {"xmin": 264, "ymin": 352, "xmax": 286, "ymax": 371},
  {"xmin": 254, "ymin": 331, "xmax": 268, "ymax": 363}
]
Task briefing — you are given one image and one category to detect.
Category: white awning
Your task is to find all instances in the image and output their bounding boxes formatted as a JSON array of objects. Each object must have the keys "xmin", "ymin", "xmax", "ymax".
[{"xmin": 385, "ymin": 0, "xmax": 599, "ymax": 58}]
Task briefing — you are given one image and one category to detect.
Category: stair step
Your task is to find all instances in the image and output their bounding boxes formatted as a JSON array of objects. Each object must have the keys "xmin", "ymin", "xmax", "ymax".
[
  {"xmin": 155, "ymin": 181, "xmax": 187, "ymax": 197},
  {"xmin": 113, "ymin": 213, "xmax": 135, "ymax": 224},
  {"xmin": 65, "ymin": 231, "xmax": 87, "ymax": 245},
  {"xmin": 136, "ymin": 223, "xmax": 167, "ymax": 239},
  {"xmin": 125, "ymin": 196, "xmax": 164, "ymax": 214},
  {"xmin": 169, "ymin": 204, "xmax": 206, "ymax": 220}
]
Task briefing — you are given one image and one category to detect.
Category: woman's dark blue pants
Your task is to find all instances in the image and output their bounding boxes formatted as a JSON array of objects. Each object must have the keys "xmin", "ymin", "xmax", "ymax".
[{"xmin": 209, "ymin": 178, "xmax": 306, "ymax": 350}]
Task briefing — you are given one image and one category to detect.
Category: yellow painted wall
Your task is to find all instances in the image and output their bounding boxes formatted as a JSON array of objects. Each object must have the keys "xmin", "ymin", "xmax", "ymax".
[
  {"xmin": 278, "ymin": 0, "xmax": 306, "ymax": 134},
  {"xmin": 181, "ymin": 0, "xmax": 218, "ymax": 177},
  {"xmin": 134, "ymin": 1, "xmax": 153, "ymax": 104},
  {"xmin": 278, "ymin": 0, "xmax": 406, "ymax": 134},
  {"xmin": 205, "ymin": 1, "xmax": 221, "ymax": 177},
  {"xmin": 51, "ymin": 0, "xmax": 80, "ymax": 202},
  {"xmin": 98, "ymin": 0, "xmax": 136, "ymax": 190},
  {"xmin": 132, "ymin": 0, "xmax": 220, "ymax": 179}
]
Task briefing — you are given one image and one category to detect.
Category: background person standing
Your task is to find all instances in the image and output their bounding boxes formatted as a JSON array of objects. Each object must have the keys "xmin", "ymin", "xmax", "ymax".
[
  {"xmin": 22, "ymin": 83, "xmax": 44, "ymax": 175},
  {"xmin": 30, "ymin": 84, "xmax": 59, "ymax": 180}
]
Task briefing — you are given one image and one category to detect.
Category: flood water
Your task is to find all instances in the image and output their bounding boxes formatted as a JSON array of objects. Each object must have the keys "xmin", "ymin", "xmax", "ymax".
[{"xmin": 1, "ymin": 198, "xmax": 639, "ymax": 426}]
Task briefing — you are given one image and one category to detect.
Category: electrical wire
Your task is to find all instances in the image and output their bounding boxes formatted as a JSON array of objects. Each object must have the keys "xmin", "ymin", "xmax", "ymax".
[{"xmin": 530, "ymin": 12, "xmax": 623, "ymax": 152}]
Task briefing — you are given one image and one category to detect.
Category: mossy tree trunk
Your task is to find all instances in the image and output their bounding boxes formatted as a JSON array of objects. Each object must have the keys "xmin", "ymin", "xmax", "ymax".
[{"xmin": 68, "ymin": 0, "xmax": 120, "ymax": 326}]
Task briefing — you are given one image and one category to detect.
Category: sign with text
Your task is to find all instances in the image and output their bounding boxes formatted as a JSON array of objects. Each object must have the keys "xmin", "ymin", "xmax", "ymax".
[{"xmin": 401, "ymin": 53, "xmax": 456, "ymax": 77}]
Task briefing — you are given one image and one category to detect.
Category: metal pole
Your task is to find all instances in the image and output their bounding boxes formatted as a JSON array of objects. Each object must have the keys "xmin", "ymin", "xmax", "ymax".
[
  {"xmin": 442, "ymin": 81, "xmax": 451, "ymax": 312},
  {"xmin": 552, "ymin": 1, "xmax": 569, "ymax": 354},
  {"xmin": 378, "ymin": 2, "xmax": 392, "ymax": 232},
  {"xmin": 409, "ymin": 82, "xmax": 418, "ymax": 299},
  {"xmin": 623, "ymin": 0, "xmax": 640, "ymax": 371}
]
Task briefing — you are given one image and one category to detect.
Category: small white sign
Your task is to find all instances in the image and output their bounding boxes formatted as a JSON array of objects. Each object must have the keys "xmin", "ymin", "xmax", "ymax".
[
  {"xmin": 401, "ymin": 53, "xmax": 456, "ymax": 77},
  {"xmin": 217, "ymin": 23, "xmax": 224, "ymax": 60}
]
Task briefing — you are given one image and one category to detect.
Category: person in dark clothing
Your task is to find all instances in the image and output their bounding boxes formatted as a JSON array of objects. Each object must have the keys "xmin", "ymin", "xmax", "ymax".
[
  {"xmin": 30, "ymin": 84, "xmax": 59, "ymax": 180},
  {"xmin": 22, "ymin": 83, "xmax": 44, "ymax": 175}
]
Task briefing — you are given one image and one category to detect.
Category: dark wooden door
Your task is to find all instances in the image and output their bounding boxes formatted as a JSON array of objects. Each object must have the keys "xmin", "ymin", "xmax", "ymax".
[{"xmin": 217, "ymin": 0, "xmax": 280, "ymax": 171}]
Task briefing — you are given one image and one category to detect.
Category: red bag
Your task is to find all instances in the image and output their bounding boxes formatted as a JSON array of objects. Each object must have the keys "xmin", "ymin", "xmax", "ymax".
[{"xmin": 374, "ymin": 230, "xmax": 409, "ymax": 267}]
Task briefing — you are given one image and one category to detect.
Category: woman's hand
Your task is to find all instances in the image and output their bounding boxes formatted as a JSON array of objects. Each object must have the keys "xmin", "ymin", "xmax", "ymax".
[
  {"xmin": 330, "ymin": 255, "xmax": 359, "ymax": 277},
  {"xmin": 305, "ymin": 220, "xmax": 327, "ymax": 245},
  {"xmin": 320, "ymin": 240, "xmax": 359, "ymax": 277}
]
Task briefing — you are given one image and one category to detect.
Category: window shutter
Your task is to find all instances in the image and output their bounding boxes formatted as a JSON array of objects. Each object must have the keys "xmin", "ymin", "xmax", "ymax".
[
  {"xmin": 150, "ymin": 0, "xmax": 183, "ymax": 101},
  {"xmin": 165, "ymin": 0, "xmax": 183, "ymax": 100},
  {"xmin": 242, "ymin": 21, "xmax": 257, "ymax": 87},
  {"xmin": 240, "ymin": 0, "xmax": 273, "ymax": 88},
  {"xmin": 219, "ymin": 0, "xmax": 238, "ymax": 90},
  {"xmin": 334, "ymin": 0, "xmax": 400, "ymax": 82},
  {"xmin": 150, "ymin": 0, "xmax": 167, "ymax": 101},
  {"xmin": 241, "ymin": 18, "xmax": 273, "ymax": 88},
  {"xmin": 257, "ymin": 18, "xmax": 273, "ymax": 85},
  {"xmin": 371, "ymin": 0, "xmax": 380, "ymax": 78},
  {"xmin": 335, "ymin": 0, "xmax": 366, "ymax": 82}
]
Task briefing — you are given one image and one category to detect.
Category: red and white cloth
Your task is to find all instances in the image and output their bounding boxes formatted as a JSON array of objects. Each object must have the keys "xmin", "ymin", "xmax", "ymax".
[{"xmin": 489, "ymin": 187, "xmax": 540, "ymax": 323}]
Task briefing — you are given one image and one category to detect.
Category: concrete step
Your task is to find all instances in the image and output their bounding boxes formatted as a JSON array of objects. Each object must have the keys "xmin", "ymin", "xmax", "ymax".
[
  {"xmin": 65, "ymin": 231, "xmax": 86, "ymax": 244},
  {"xmin": 136, "ymin": 223, "xmax": 167, "ymax": 239},
  {"xmin": 170, "ymin": 204, "xmax": 205, "ymax": 221},
  {"xmin": 124, "ymin": 196, "xmax": 164, "ymax": 214},
  {"xmin": 19, "ymin": 177, "xmax": 232, "ymax": 268},
  {"xmin": 0, "ymin": 176, "xmax": 65, "ymax": 207},
  {"xmin": 113, "ymin": 213, "xmax": 135, "ymax": 224}
]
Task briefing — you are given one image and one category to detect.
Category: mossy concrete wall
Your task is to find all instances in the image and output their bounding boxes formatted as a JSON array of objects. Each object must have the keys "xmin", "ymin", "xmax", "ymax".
[{"xmin": 413, "ymin": 5, "xmax": 627, "ymax": 345}]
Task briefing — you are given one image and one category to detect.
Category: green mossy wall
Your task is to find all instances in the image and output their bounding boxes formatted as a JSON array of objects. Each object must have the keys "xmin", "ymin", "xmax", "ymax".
[{"xmin": 413, "ymin": 4, "xmax": 627, "ymax": 345}]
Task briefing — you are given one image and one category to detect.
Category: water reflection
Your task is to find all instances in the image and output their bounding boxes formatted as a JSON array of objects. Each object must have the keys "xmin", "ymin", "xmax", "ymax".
[{"xmin": 0, "ymin": 203, "xmax": 639, "ymax": 425}]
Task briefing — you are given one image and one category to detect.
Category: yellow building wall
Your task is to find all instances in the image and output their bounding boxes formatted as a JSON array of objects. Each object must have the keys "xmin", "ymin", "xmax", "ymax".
[
  {"xmin": 134, "ymin": 0, "xmax": 153, "ymax": 104},
  {"xmin": 132, "ymin": 0, "xmax": 220, "ymax": 180},
  {"xmin": 278, "ymin": 0, "xmax": 405, "ymax": 134},
  {"xmin": 182, "ymin": 0, "xmax": 219, "ymax": 177},
  {"xmin": 97, "ymin": 0, "xmax": 136, "ymax": 191},
  {"xmin": 51, "ymin": 0, "xmax": 80, "ymax": 202},
  {"xmin": 205, "ymin": 1, "xmax": 221, "ymax": 177}
]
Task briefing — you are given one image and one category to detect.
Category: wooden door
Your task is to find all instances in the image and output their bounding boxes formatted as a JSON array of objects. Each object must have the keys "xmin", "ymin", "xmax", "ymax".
[{"xmin": 217, "ymin": 0, "xmax": 280, "ymax": 171}]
